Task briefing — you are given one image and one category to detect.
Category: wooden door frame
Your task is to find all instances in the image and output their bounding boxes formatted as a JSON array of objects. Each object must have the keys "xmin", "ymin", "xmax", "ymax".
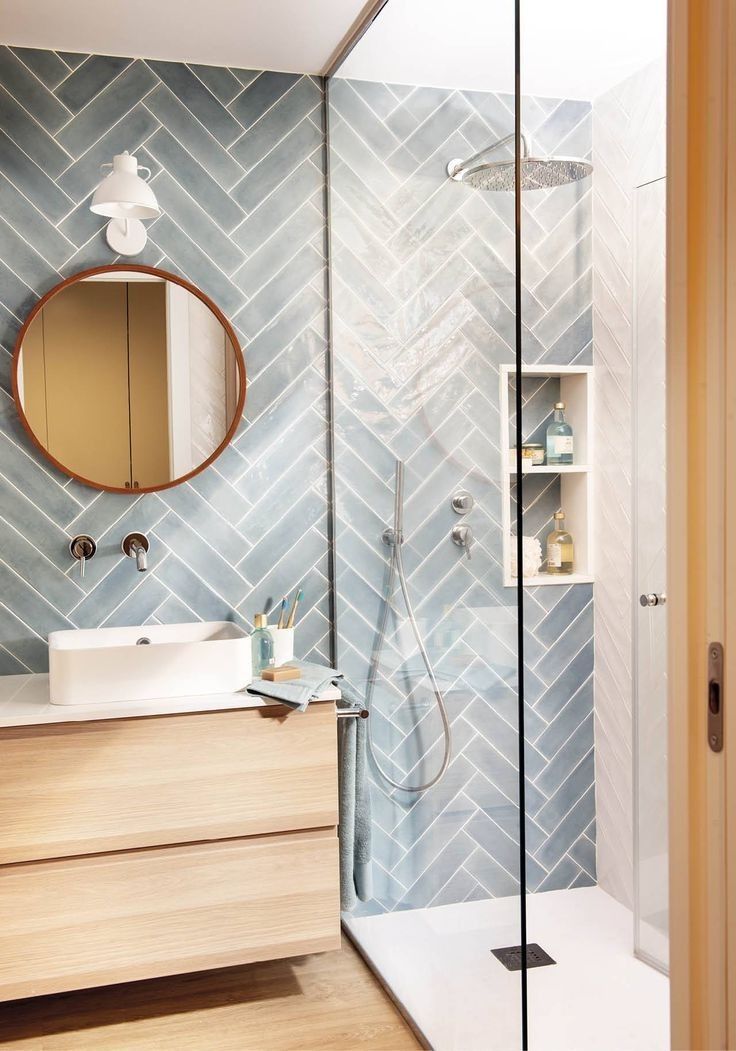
[{"xmin": 667, "ymin": 0, "xmax": 731, "ymax": 1046}]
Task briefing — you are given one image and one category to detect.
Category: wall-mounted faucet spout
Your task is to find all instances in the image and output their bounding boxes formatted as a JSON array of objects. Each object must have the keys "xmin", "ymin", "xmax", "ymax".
[{"xmin": 122, "ymin": 532, "xmax": 150, "ymax": 572}]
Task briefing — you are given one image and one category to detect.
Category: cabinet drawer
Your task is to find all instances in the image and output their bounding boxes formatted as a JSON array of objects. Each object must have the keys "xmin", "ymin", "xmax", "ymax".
[
  {"xmin": 0, "ymin": 704, "xmax": 337, "ymax": 864},
  {"xmin": 0, "ymin": 830, "xmax": 340, "ymax": 1002}
]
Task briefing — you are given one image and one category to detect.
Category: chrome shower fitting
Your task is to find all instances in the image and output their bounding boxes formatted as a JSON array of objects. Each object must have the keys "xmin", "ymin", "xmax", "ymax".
[
  {"xmin": 451, "ymin": 523, "xmax": 473, "ymax": 559},
  {"xmin": 447, "ymin": 131, "xmax": 592, "ymax": 191},
  {"xmin": 366, "ymin": 460, "xmax": 452, "ymax": 794}
]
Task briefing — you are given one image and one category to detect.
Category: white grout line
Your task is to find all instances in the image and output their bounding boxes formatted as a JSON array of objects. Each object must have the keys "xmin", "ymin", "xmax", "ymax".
[
  {"xmin": 1, "ymin": 49, "xmax": 74, "ymax": 119},
  {"xmin": 52, "ymin": 58, "xmax": 139, "ymax": 139}
]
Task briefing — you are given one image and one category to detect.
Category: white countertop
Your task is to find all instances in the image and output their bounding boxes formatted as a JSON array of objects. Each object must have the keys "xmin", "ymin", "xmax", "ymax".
[{"xmin": 0, "ymin": 674, "xmax": 341, "ymax": 727}]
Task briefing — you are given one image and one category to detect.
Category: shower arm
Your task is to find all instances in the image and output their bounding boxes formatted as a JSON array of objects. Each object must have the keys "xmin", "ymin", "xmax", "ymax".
[{"xmin": 448, "ymin": 132, "xmax": 529, "ymax": 178}]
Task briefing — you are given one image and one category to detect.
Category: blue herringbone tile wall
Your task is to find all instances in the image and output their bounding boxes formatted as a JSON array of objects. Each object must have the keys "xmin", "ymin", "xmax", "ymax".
[
  {"xmin": 0, "ymin": 47, "xmax": 330, "ymax": 671},
  {"xmin": 329, "ymin": 79, "xmax": 595, "ymax": 913}
]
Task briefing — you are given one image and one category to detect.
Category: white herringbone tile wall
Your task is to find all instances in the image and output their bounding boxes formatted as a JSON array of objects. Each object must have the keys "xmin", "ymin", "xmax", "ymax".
[
  {"xmin": 592, "ymin": 60, "xmax": 666, "ymax": 909},
  {"xmin": 329, "ymin": 78, "xmax": 597, "ymax": 913},
  {"xmin": 0, "ymin": 48, "xmax": 331, "ymax": 670}
]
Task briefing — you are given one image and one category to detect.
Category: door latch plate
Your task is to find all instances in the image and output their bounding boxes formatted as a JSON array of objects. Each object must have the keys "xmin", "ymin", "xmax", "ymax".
[{"xmin": 708, "ymin": 641, "xmax": 724, "ymax": 753}]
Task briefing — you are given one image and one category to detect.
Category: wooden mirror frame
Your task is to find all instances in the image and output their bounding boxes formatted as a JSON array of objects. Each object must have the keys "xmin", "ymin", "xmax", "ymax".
[{"xmin": 11, "ymin": 264, "xmax": 246, "ymax": 495}]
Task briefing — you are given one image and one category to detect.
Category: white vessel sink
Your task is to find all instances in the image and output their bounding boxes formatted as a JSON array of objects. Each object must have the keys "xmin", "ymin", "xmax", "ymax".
[{"xmin": 48, "ymin": 621, "xmax": 252, "ymax": 706}]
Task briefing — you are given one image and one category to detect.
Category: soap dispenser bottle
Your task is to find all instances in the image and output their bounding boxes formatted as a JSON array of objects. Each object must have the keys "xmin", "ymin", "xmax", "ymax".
[{"xmin": 251, "ymin": 613, "xmax": 275, "ymax": 675}]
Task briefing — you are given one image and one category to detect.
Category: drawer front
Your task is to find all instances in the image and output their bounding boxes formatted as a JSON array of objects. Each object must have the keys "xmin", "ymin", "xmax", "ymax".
[
  {"xmin": 0, "ymin": 704, "xmax": 337, "ymax": 864},
  {"xmin": 0, "ymin": 830, "xmax": 340, "ymax": 1002}
]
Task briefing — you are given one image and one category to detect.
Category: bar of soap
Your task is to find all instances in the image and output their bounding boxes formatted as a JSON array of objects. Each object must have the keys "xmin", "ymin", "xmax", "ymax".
[{"xmin": 261, "ymin": 665, "xmax": 301, "ymax": 681}]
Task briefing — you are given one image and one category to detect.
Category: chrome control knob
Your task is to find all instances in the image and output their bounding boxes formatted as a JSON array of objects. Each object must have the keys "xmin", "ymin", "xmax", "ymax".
[
  {"xmin": 451, "ymin": 490, "xmax": 474, "ymax": 514},
  {"xmin": 640, "ymin": 592, "xmax": 666, "ymax": 607}
]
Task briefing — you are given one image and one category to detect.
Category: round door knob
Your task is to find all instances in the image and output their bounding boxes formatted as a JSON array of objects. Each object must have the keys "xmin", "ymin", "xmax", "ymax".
[{"xmin": 640, "ymin": 592, "xmax": 666, "ymax": 607}]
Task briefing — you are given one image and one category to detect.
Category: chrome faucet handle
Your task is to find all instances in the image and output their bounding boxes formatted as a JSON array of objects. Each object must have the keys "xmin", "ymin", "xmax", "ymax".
[
  {"xmin": 69, "ymin": 535, "xmax": 96, "ymax": 579},
  {"xmin": 122, "ymin": 532, "xmax": 150, "ymax": 572},
  {"xmin": 451, "ymin": 524, "xmax": 473, "ymax": 560}
]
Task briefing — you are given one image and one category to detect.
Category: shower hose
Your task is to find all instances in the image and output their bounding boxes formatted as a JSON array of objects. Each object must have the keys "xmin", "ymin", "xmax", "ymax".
[{"xmin": 365, "ymin": 459, "xmax": 452, "ymax": 793}]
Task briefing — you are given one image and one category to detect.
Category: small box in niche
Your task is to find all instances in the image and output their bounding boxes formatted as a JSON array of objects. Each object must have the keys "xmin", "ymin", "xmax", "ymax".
[{"xmin": 260, "ymin": 665, "xmax": 301, "ymax": 682}]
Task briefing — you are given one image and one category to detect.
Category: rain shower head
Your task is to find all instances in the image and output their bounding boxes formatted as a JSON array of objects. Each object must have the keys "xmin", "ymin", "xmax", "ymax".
[{"xmin": 447, "ymin": 132, "xmax": 592, "ymax": 191}]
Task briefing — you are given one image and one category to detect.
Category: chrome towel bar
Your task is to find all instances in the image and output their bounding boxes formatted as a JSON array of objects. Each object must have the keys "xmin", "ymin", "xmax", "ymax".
[{"xmin": 336, "ymin": 707, "xmax": 369, "ymax": 719}]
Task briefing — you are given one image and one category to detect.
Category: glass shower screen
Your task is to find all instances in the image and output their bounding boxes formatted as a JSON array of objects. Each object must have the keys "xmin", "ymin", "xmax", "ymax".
[{"xmin": 326, "ymin": 0, "xmax": 529, "ymax": 1047}]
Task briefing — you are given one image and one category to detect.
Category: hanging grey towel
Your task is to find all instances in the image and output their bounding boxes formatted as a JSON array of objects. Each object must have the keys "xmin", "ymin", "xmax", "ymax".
[{"xmin": 337, "ymin": 679, "xmax": 373, "ymax": 910}]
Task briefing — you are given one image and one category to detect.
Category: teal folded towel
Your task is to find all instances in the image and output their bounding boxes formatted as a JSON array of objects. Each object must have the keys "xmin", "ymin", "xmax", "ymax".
[
  {"xmin": 247, "ymin": 662, "xmax": 372, "ymax": 909},
  {"xmin": 337, "ymin": 679, "xmax": 373, "ymax": 910},
  {"xmin": 246, "ymin": 659, "xmax": 341, "ymax": 711}
]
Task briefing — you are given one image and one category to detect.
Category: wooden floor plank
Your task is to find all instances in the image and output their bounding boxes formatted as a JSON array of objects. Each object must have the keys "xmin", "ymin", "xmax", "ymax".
[{"xmin": 0, "ymin": 937, "xmax": 422, "ymax": 1050}]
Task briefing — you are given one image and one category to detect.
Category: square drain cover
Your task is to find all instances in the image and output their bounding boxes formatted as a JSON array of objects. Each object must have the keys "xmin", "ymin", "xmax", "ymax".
[{"xmin": 491, "ymin": 943, "xmax": 556, "ymax": 971}]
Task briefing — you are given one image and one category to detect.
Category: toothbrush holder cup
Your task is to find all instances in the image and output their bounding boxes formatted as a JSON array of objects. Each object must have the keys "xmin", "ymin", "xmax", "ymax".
[{"xmin": 267, "ymin": 627, "xmax": 295, "ymax": 666}]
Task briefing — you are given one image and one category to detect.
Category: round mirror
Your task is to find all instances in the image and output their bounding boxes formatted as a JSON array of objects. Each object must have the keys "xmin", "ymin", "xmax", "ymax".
[{"xmin": 12, "ymin": 265, "xmax": 245, "ymax": 494}]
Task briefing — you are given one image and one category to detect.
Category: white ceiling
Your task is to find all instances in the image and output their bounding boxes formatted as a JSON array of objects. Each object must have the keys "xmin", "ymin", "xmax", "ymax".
[
  {"xmin": 0, "ymin": 0, "xmax": 667, "ymax": 97},
  {"xmin": 340, "ymin": 0, "xmax": 668, "ymax": 101},
  {"xmin": 0, "ymin": 0, "xmax": 370, "ymax": 73}
]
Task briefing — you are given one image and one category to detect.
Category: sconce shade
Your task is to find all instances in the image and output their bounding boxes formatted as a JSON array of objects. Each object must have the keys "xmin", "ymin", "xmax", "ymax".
[{"xmin": 90, "ymin": 152, "xmax": 160, "ymax": 221}]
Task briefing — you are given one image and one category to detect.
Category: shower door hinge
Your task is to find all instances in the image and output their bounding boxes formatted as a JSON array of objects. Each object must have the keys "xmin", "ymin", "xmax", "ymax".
[{"xmin": 708, "ymin": 642, "xmax": 724, "ymax": 753}]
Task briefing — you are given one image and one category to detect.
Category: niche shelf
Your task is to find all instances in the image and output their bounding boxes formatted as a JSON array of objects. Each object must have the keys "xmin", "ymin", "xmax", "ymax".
[{"xmin": 500, "ymin": 364, "xmax": 594, "ymax": 587}]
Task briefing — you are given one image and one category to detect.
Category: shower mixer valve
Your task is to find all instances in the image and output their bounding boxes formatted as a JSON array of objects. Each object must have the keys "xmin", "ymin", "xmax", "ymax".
[{"xmin": 451, "ymin": 524, "xmax": 473, "ymax": 559}]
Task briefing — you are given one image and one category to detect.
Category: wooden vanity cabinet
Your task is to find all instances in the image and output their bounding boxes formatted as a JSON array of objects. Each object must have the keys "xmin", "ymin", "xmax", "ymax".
[{"xmin": 0, "ymin": 703, "xmax": 340, "ymax": 1002}]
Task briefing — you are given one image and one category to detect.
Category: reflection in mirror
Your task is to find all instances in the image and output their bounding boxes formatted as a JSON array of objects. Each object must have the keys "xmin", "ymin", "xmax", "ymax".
[{"xmin": 15, "ymin": 269, "xmax": 243, "ymax": 492}]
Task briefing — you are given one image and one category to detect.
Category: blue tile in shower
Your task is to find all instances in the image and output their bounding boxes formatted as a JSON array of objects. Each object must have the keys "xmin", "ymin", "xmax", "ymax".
[
  {"xmin": 569, "ymin": 831, "xmax": 597, "ymax": 878},
  {"xmin": 534, "ymin": 601, "xmax": 594, "ymax": 684},
  {"xmin": 534, "ymin": 713, "xmax": 594, "ymax": 797},
  {"xmin": 542, "ymin": 305, "xmax": 594, "ymax": 366},
  {"xmin": 329, "ymin": 79, "xmax": 400, "ymax": 161},
  {"xmin": 535, "ymin": 853, "xmax": 584, "ymax": 893},
  {"xmin": 349, "ymin": 80, "xmax": 401, "ymax": 122},
  {"xmin": 535, "ymin": 751, "xmax": 595, "ymax": 835},
  {"xmin": 534, "ymin": 785, "xmax": 597, "ymax": 873},
  {"xmin": 535, "ymin": 675, "xmax": 593, "ymax": 758},
  {"xmin": 389, "ymin": 188, "xmax": 464, "ymax": 264},
  {"xmin": 464, "ymin": 846, "xmax": 519, "ymax": 898},
  {"xmin": 535, "ymin": 584, "xmax": 593, "ymax": 647},
  {"xmin": 397, "ymin": 829, "xmax": 477, "ymax": 909}
]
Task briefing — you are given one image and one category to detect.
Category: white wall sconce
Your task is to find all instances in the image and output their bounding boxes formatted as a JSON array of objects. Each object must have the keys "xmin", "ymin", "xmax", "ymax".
[{"xmin": 90, "ymin": 152, "xmax": 161, "ymax": 257}]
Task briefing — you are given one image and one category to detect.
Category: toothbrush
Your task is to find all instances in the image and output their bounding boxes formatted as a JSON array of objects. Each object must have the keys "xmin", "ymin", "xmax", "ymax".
[
  {"xmin": 277, "ymin": 595, "xmax": 289, "ymax": 630},
  {"xmin": 286, "ymin": 588, "xmax": 303, "ymax": 629}
]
